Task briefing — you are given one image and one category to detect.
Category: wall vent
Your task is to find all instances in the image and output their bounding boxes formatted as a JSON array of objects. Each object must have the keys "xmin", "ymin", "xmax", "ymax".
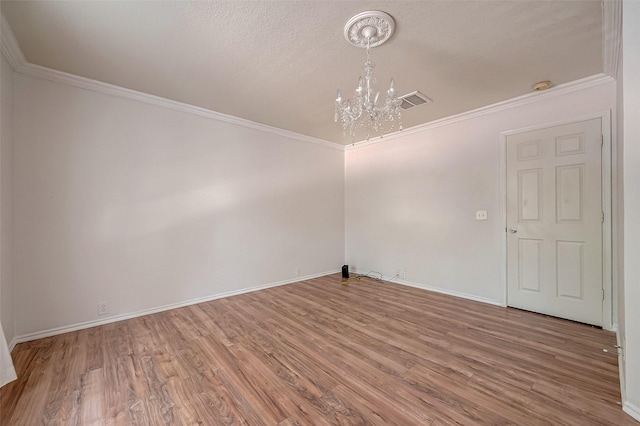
[{"xmin": 399, "ymin": 91, "xmax": 432, "ymax": 110}]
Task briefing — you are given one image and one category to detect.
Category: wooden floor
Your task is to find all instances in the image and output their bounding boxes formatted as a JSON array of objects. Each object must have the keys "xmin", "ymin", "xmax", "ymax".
[{"xmin": 1, "ymin": 274, "xmax": 636, "ymax": 425}]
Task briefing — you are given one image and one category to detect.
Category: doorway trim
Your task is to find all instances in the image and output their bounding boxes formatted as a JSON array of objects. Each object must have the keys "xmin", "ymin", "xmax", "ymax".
[{"xmin": 499, "ymin": 111, "xmax": 613, "ymax": 331}]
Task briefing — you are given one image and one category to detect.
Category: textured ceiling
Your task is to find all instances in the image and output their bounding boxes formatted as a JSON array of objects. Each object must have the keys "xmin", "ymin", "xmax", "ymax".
[{"xmin": 1, "ymin": 1, "xmax": 603, "ymax": 144}]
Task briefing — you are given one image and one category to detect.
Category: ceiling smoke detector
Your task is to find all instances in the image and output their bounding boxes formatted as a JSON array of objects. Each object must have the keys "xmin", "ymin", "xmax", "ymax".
[
  {"xmin": 532, "ymin": 80, "xmax": 553, "ymax": 91},
  {"xmin": 399, "ymin": 91, "xmax": 433, "ymax": 110}
]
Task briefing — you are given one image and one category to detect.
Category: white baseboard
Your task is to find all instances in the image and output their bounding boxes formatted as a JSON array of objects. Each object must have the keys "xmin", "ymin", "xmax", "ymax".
[
  {"xmin": 11, "ymin": 270, "xmax": 339, "ymax": 347},
  {"xmin": 352, "ymin": 271, "xmax": 502, "ymax": 307},
  {"xmin": 623, "ymin": 401, "xmax": 640, "ymax": 422},
  {"xmin": 8, "ymin": 337, "xmax": 17, "ymax": 352},
  {"xmin": 393, "ymin": 278, "xmax": 503, "ymax": 306}
]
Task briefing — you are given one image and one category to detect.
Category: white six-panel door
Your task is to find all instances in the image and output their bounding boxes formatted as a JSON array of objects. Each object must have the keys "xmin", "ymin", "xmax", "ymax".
[{"xmin": 506, "ymin": 118, "xmax": 603, "ymax": 326}]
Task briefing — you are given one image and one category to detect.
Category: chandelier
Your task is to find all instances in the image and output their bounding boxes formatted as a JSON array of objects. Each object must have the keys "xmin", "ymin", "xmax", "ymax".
[{"xmin": 335, "ymin": 11, "xmax": 402, "ymax": 140}]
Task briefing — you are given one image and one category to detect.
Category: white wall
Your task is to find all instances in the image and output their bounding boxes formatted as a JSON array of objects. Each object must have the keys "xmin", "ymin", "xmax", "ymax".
[
  {"xmin": 0, "ymin": 53, "xmax": 14, "ymax": 346},
  {"xmin": 12, "ymin": 74, "xmax": 344, "ymax": 337},
  {"xmin": 346, "ymin": 82, "xmax": 616, "ymax": 305},
  {"xmin": 622, "ymin": 0, "xmax": 640, "ymax": 419}
]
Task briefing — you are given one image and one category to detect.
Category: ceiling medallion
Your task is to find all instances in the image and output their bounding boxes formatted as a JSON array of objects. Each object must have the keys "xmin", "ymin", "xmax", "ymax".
[
  {"xmin": 335, "ymin": 11, "xmax": 402, "ymax": 140},
  {"xmin": 344, "ymin": 11, "xmax": 395, "ymax": 48}
]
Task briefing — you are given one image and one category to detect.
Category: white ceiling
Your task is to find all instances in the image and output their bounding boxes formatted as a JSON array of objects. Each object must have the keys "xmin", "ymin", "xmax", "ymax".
[{"xmin": 1, "ymin": 1, "xmax": 604, "ymax": 144}]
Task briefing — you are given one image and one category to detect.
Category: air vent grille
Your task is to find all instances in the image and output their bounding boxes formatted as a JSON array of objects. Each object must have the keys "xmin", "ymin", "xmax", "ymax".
[{"xmin": 399, "ymin": 91, "xmax": 432, "ymax": 110}]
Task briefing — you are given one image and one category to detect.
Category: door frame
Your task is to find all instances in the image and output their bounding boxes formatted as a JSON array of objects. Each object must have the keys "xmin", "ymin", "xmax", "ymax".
[{"xmin": 499, "ymin": 111, "xmax": 613, "ymax": 331}]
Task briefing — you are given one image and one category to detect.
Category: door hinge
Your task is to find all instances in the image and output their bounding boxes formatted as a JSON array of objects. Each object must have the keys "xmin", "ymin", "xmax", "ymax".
[
  {"xmin": 601, "ymin": 134, "xmax": 604, "ymax": 147},
  {"xmin": 602, "ymin": 288, "xmax": 605, "ymax": 301},
  {"xmin": 602, "ymin": 211, "xmax": 605, "ymax": 223}
]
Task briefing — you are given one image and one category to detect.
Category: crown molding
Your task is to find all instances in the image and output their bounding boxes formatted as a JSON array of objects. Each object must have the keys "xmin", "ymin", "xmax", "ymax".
[
  {"xmin": 2, "ymin": 9, "xmax": 617, "ymax": 154},
  {"xmin": 603, "ymin": 0, "xmax": 623, "ymax": 78},
  {"xmin": 0, "ymin": 16, "xmax": 344, "ymax": 152},
  {"xmin": 0, "ymin": 13, "xmax": 26, "ymax": 70},
  {"xmin": 346, "ymin": 73, "xmax": 615, "ymax": 151},
  {"xmin": 19, "ymin": 63, "xmax": 345, "ymax": 151}
]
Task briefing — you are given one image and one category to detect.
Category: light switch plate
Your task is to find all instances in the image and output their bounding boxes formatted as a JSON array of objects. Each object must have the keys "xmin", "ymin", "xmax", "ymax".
[{"xmin": 475, "ymin": 210, "xmax": 488, "ymax": 220}]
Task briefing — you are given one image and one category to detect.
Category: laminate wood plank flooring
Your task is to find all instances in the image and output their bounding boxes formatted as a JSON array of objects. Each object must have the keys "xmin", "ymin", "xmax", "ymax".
[{"xmin": 1, "ymin": 274, "xmax": 636, "ymax": 425}]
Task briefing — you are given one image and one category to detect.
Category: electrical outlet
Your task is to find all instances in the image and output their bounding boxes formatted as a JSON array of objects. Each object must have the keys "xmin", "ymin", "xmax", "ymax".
[
  {"xmin": 475, "ymin": 210, "xmax": 488, "ymax": 220},
  {"xmin": 97, "ymin": 301, "xmax": 108, "ymax": 315},
  {"xmin": 295, "ymin": 267, "xmax": 301, "ymax": 277},
  {"xmin": 400, "ymin": 270, "xmax": 406, "ymax": 279}
]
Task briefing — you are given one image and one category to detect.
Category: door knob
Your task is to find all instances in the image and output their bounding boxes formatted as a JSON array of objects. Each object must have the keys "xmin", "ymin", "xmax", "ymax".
[{"xmin": 508, "ymin": 227, "xmax": 518, "ymax": 233}]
